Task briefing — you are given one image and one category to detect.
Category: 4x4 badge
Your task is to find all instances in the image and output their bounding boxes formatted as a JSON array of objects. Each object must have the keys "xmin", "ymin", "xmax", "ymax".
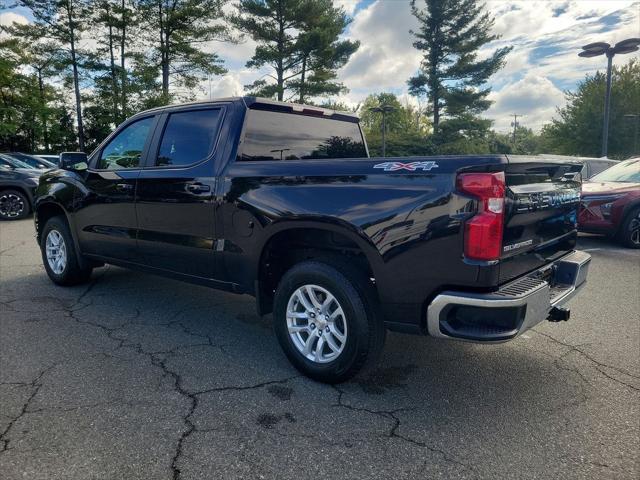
[{"xmin": 373, "ymin": 161, "xmax": 439, "ymax": 172}]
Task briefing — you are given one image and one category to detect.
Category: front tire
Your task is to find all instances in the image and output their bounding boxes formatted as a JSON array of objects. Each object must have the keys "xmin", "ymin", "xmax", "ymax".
[
  {"xmin": 618, "ymin": 207, "xmax": 640, "ymax": 249},
  {"xmin": 273, "ymin": 260, "xmax": 385, "ymax": 383},
  {"xmin": 0, "ymin": 190, "xmax": 30, "ymax": 220},
  {"xmin": 40, "ymin": 216, "xmax": 93, "ymax": 285}
]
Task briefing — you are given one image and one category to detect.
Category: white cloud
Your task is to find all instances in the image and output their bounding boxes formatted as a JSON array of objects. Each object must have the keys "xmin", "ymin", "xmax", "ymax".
[
  {"xmin": 485, "ymin": 74, "xmax": 566, "ymax": 131},
  {"xmin": 334, "ymin": 0, "xmax": 359, "ymax": 16},
  {"xmin": 338, "ymin": 0, "xmax": 420, "ymax": 91},
  {"xmin": 0, "ymin": 11, "xmax": 29, "ymax": 26}
]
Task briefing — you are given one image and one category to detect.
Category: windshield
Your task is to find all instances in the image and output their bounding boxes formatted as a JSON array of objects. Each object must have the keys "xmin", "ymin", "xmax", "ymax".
[
  {"xmin": 590, "ymin": 159, "xmax": 640, "ymax": 183},
  {"xmin": 0, "ymin": 154, "xmax": 34, "ymax": 169}
]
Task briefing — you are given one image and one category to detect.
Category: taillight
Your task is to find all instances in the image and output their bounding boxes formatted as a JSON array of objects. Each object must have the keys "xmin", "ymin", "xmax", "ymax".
[{"xmin": 457, "ymin": 172, "xmax": 506, "ymax": 261}]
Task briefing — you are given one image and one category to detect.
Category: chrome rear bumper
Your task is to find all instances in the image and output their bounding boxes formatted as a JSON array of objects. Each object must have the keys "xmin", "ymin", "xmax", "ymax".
[{"xmin": 426, "ymin": 250, "xmax": 591, "ymax": 342}]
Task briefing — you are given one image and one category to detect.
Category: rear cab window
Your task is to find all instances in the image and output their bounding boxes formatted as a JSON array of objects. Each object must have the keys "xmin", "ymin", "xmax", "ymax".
[
  {"xmin": 156, "ymin": 109, "xmax": 223, "ymax": 167},
  {"xmin": 238, "ymin": 108, "xmax": 367, "ymax": 161}
]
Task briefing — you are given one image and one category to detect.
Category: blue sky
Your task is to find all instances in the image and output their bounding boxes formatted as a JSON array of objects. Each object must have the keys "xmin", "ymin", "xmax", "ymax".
[{"xmin": 2, "ymin": 0, "xmax": 639, "ymax": 131}]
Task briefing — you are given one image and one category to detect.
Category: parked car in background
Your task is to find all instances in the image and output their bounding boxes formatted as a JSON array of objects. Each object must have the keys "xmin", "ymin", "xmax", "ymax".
[
  {"xmin": 3, "ymin": 152, "xmax": 56, "ymax": 170},
  {"xmin": 36, "ymin": 154, "xmax": 60, "ymax": 164},
  {"xmin": 0, "ymin": 153, "xmax": 43, "ymax": 220},
  {"xmin": 579, "ymin": 158, "xmax": 640, "ymax": 248},
  {"xmin": 540, "ymin": 154, "xmax": 618, "ymax": 179}
]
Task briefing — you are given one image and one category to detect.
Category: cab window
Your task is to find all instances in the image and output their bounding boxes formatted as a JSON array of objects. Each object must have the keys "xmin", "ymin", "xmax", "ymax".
[
  {"xmin": 156, "ymin": 109, "xmax": 222, "ymax": 167},
  {"xmin": 98, "ymin": 117, "xmax": 154, "ymax": 170}
]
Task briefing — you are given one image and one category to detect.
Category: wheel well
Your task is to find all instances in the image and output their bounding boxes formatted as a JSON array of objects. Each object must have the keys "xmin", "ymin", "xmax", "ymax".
[
  {"xmin": 256, "ymin": 228, "xmax": 375, "ymax": 315},
  {"xmin": 35, "ymin": 203, "xmax": 67, "ymax": 243},
  {"xmin": 0, "ymin": 186, "xmax": 32, "ymax": 210}
]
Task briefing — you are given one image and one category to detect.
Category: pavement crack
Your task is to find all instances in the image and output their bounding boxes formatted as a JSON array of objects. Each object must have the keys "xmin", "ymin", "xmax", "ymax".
[
  {"xmin": 0, "ymin": 364, "xmax": 56, "ymax": 454},
  {"xmin": 533, "ymin": 329, "xmax": 640, "ymax": 392},
  {"xmin": 193, "ymin": 376, "xmax": 299, "ymax": 396},
  {"xmin": 330, "ymin": 385, "xmax": 473, "ymax": 472}
]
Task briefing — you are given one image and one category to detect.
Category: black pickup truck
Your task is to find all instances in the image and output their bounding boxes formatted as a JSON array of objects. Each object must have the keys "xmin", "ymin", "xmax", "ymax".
[{"xmin": 34, "ymin": 97, "xmax": 591, "ymax": 382}]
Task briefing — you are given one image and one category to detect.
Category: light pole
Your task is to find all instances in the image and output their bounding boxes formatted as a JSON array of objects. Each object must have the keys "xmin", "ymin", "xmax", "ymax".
[
  {"xmin": 625, "ymin": 114, "xmax": 640, "ymax": 155},
  {"xmin": 369, "ymin": 105, "xmax": 396, "ymax": 157},
  {"xmin": 579, "ymin": 38, "xmax": 640, "ymax": 157}
]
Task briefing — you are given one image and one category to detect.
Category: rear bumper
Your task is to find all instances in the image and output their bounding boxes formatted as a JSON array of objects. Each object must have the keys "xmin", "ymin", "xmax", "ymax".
[{"xmin": 426, "ymin": 250, "xmax": 591, "ymax": 342}]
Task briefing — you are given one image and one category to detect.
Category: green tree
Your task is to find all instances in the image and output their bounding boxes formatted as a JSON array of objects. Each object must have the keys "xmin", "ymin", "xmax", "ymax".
[
  {"xmin": 233, "ymin": 0, "xmax": 358, "ymax": 102},
  {"xmin": 14, "ymin": 0, "xmax": 91, "ymax": 150},
  {"xmin": 408, "ymin": 0, "xmax": 511, "ymax": 132},
  {"xmin": 137, "ymin": 0, "xmax": 233, "ymax": 102},
  {"xmin": 359, "ymin": 93, "xmax": 433, "ymax": 157},
  {"xmin": 540, "ymin": 59, "xmax": 640, "ymax": 159}
]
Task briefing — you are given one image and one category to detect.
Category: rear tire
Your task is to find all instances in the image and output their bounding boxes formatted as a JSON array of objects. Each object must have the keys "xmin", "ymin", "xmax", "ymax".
[
  {"xmin": 618, "ymin": 207, "xmax": 640, "ymax": 249},
  {"xmin": 273, "ymin": 260, "xmax": 385, "ymax": 383},
  {"xmin": 0, "ymin": 189, "xmax": 30, "ymax": 220},
  {"xmin": 40, "ymin": 216, "xmax": 93, "ymax": 285}
]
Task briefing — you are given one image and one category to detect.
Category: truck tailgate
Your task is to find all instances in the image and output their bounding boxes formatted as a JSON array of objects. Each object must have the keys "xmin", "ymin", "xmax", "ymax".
[{"xmin": 499, "ymin": 156, "xmax": 582, "ymax": 284}]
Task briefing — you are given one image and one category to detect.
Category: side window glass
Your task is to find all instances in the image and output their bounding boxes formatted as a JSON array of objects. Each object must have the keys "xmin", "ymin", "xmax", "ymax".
[
  {"xmin": 98, "ymin": 117, "xmax": 154, "ymax": 170},
  {"xmin": 156, "ymin": 109, "xmax": 222, "ymax": 167}
]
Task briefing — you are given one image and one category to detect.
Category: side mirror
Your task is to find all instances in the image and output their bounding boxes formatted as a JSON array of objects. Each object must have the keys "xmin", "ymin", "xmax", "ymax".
[{"xmin": 59, "ymin": 152, "xmax": 88, "ymax": 171}]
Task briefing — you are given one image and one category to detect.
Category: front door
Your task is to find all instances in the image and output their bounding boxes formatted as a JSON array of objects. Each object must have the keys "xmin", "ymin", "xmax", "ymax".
[
  {"xmin": 75, "ymin": 115, "xmax": 157, "ymax": 262},
  {"xmin": 135, "ymin": 107, "xmax": 224, "ymax": 279}
]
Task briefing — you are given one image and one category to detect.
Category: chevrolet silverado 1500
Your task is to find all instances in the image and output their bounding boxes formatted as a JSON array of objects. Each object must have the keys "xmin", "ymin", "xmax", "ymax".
[{"xmin": 34, "ymin": 97, "xmax": 591, "ymax": 382}]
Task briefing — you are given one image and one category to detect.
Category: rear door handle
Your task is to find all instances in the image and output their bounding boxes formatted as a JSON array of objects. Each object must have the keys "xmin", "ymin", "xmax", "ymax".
[
  {"xmin": 186, "ymin": 182, "xmax": 211, "ymax": 193},
  {"xmin": 115, "ymin": 183, "xmax": 134, "ymax": 192}
]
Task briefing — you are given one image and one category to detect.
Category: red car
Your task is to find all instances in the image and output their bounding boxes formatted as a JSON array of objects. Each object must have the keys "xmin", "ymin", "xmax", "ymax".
[{"xmin": 579, "ymin": 158, "xmax": 640, "ymax": 248}]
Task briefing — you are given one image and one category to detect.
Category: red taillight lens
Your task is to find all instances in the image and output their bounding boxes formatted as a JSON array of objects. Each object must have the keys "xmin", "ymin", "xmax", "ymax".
[{"xmin": 457, "ymin": 172, "xmax": 506, "ymax": 261}]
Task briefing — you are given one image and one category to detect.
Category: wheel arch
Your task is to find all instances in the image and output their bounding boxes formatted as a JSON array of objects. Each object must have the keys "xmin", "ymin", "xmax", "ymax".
[{"xmin": 254, "ymin": 220, "xmax": 382, "ymax": 316}]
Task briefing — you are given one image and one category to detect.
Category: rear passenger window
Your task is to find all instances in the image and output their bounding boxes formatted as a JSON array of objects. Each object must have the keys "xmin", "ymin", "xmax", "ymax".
[{"xmin": 156, "ymin": 109, "xmax": 222, "ymax": 167}]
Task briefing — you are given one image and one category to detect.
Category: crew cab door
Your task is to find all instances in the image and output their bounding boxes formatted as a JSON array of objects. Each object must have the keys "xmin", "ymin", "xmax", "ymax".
[
  {"xmin": 75, "ymin": 115, "xmax": 158, "ymax": 262},
  {"xmin": 134, "ymin": 106, "xmax": 224, "ymax": 279}
]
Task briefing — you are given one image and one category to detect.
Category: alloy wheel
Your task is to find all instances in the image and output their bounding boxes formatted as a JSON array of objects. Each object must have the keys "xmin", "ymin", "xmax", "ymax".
[
  {"xmin": 286, "ymin": 284, "xmax": 348, "ymax": 364},
  {"xmin": 0, "ymin": 193, "xmax": 25, "ymax": 218},
  {"xmin": 45, "ymin": 230, "xmax": 67, "ymax": 275}
]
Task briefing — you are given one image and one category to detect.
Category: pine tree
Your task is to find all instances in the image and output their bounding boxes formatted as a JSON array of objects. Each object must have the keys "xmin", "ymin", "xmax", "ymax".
[
  {"xmin": 408, "ymin": 0, "xmax": 511, "ymax": 132},
  {"xmin": 137, "ymin": 0, "xmax": 234, "ymax": 102},
  {"xmin": 14, "ymin": 0, "xmax": 91, "ymax": 150},
  {"xmin": 233, "ymin": 0, "xmax": 358, "ymax": 102}
]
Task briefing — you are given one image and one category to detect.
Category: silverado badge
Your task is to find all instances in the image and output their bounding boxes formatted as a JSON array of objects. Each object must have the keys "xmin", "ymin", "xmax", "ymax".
[{"xmin": 373, "ymin": 161, "xmax": 439, "ymax": 172}]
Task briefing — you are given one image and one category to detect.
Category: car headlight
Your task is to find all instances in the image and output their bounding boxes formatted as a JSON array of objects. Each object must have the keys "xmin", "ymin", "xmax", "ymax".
[
  {"xmin": 600, "ymin": 202, "xmax": 614, "ymax": 219},
  {"xmin": 582, "ymin": 193, "xmax": 625, "ymax": 219}
]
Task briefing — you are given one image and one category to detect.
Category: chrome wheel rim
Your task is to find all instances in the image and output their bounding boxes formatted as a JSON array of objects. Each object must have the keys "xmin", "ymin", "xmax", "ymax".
[
  {"xmin": 0, "ymin": 193, "xmax": 25, "ymax": 218},
  {"xmin": 630, "ymin": 214, "xmax": 640, "ymax": 245},
  {"xmin": 45, "ymin": 230, "xmax": 67, "ymax": 275},
  {"xmin": 286, "ymin": 284, "xmax": 348, "ymax": 364}
]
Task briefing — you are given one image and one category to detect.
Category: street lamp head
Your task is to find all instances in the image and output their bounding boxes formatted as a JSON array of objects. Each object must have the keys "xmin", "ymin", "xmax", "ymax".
[
  {"xmin": 580, "ymin": 41, "xmax": 610, "ymax": 57},
  {"xmin": 612, "ymin": 38, "xmax": 640, "ymax": 55},
  {"xmin": 579, "ymin": 50, "xmax": 605, "ymax": 58}
]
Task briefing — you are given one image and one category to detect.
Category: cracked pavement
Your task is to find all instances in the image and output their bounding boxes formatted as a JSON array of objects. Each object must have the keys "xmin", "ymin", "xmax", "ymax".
[{"xmin": 1, "ymin": 218, "xmax": 639, "ymax": 479}]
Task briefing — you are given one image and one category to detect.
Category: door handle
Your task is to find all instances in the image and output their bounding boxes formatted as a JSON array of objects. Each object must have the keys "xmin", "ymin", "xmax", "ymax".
[
  {"xmin": 115, "ymin": 183, "xmax": 134, "ymax": 192},
  {"xmin": 186, "ymin": 182, "xmax": 211, "ymax": 193}
]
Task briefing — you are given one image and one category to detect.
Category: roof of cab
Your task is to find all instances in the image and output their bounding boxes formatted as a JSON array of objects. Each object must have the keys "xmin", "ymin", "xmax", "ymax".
[{"xmin": 133, "ymin": 96, "xmax": 360, "ymax": 122}]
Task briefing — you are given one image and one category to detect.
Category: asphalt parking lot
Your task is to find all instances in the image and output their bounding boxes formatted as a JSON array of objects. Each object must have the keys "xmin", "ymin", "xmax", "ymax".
[{"xmin": 1, "ymin": 217, "xmax": 638, "ymax": 479}]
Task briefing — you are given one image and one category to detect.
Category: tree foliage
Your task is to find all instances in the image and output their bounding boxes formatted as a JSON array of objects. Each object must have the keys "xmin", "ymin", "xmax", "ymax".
[
  {"xmin": 540, "ymin": 59, "xmax": 640, "ymax": 159},
  {"xmin": 408, "ymin": 0, "xmax": 511, "ymax": 132},
  {"xmin": 233, "ymin": 0, "xmax": 358, "ymax": 102},
  {"xmin": 137, "ymin": 0, "xmax": 234, "ymax": 102}
]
